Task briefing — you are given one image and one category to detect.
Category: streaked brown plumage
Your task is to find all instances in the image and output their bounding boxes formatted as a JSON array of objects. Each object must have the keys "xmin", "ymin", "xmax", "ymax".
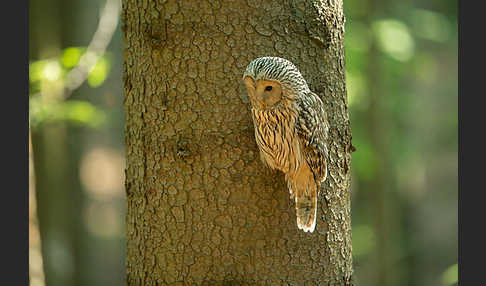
[{"xmin": 243, "ymin": 57, "xmax": 329, "ymax": 233}]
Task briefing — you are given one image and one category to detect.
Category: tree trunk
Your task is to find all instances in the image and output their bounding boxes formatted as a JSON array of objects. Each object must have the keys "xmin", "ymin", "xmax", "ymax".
[
  {"xmin": 29, "ymin": 127, "xmax": 46, "ymax": 286},
  {"xmin": 122, "ymin": 0, "xmax": 353, "ymax": 284}
]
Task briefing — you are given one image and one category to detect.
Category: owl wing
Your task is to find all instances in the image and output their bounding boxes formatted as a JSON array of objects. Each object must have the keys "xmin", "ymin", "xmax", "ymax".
[{"xmin": 295, "ymin": 91, "xmax": 329, "ymax": 185}]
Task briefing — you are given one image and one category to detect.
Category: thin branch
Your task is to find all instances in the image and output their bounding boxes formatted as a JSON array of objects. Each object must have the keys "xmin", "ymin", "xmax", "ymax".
[
  {"xmin": 29, "ymin": 0, "xmax": 120, "ymax": 100},
  {"xmin": 63, "ymin": 0, "xmax": 120, "ymax": 99}
]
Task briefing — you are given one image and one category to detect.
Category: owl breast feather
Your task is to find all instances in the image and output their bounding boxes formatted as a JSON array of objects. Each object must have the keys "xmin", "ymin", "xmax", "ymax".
[{"xmin": 251, "ymin": 107, "xmax": 302, "ymax": 175}]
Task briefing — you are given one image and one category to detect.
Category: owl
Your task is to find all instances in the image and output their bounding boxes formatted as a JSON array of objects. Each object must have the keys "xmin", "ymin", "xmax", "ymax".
[{"xmin": 242, "ymin": 57, "xmax": 329, "ymax": 233}]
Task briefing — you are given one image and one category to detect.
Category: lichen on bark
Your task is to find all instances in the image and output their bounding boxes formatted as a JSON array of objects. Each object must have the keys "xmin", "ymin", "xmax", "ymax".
[{"xmin": 123, "ymin": 0, "xmax": 353, "ymax": 284}]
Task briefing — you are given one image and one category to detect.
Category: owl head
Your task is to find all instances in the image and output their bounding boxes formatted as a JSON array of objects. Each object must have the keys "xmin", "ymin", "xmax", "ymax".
[{"xmin": 243, "ymin": 57, "xmax": 310, "ymax": 110}]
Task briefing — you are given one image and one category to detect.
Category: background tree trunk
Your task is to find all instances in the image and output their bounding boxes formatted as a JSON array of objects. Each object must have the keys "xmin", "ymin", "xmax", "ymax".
[
  {"xmin": 122, "ymin": 0, "xmax": 353, "ymax": 284},
  {"xmin": 29, "ymin": 127, "xmax": 46, "ymax": 286}
]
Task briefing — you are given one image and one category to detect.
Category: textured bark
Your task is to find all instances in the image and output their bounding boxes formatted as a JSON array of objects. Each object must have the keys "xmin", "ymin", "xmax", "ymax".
[{"xmin": 122, "ymin": 0, "xmax": 353, "ymax": 284}]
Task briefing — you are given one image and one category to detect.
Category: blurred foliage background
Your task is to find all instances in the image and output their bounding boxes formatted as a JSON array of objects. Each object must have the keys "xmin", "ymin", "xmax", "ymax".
[{"xmin": 29, "ymin": 0, "xmax": 457, "ymax": 285}]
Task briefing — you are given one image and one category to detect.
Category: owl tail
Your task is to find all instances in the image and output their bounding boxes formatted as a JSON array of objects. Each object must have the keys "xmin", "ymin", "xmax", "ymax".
[
  {"xmin": 295, "ymin": 192, "xmax": 317, "ymax": 233},
  {"xmin": 289, "ymin": 163, "xmax": 318, "ymax": 233}
]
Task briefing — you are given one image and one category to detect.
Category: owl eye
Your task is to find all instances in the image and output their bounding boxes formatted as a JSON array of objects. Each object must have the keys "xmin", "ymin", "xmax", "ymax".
[{"xmin": 265, "ymin": 86, "xmax": 273, "ymax": 91}]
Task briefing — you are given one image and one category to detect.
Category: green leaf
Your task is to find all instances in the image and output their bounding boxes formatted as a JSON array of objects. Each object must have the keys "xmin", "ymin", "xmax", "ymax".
[
  {"xmin": 61, "ymin": 101, "xmax": 106, "ymax": 127},
  {"xmin": 29, "ymin": 96, "xmax": 105, "ymax": 128},
  {"xmin": 441, "ymin": 263, "xmax": 458, "ymax": 286},
  {"xmin": 372, "ymin": 19, "xmax": 415, "ymax": 62},
  {"xmin": 29, "ymin": 60, "xmax": 48, "ymax": 83},
  {"xmin": 88, "ymin": 56, "xmax": 111, "ymax": 87},
  {"xmin": 62, "ymin": 47, "xmax": 84, "ymax": 68}
]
